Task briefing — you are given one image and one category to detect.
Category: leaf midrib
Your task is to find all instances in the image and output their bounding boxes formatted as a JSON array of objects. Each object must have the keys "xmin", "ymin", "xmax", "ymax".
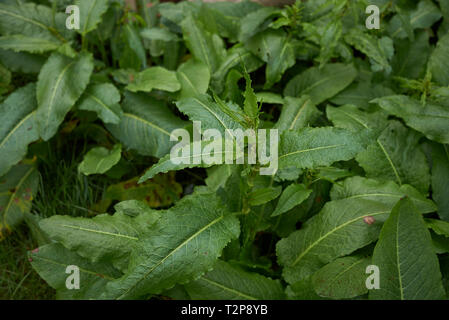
[
  {"xmin": 116, "ymin": 215, "xmax": 225, "ymax": 299},
  {"xmin": 291, "ymin": 210, "xmax": 389, "ymax": 267},
  {"xmin": 2, "ymin": 166, "xmax": 35, "ymax": 227},
  {"xmin": 199, "ymin": 277, "xmax": 257, "ymax": 300},
  {"xmin": 123, "ymin": 112, "xmax": 171, "ymax": 136},
  {"xmin": 60, "ymin": 224, "xmax": 138, "ymax": 241},
  {"xmin": 0, "ymin": 111, "xmax": 35, "ymax": 150},
  {"xmin": 279, "ymin": 144, "xmax": 344, "ymax": 159}
]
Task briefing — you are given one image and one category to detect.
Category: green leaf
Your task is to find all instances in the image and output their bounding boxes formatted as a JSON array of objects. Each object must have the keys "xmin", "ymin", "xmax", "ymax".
[
  {"xmin": 116, "ymin": 24, "xmax": 147, "ymax": 70},
  {"xmin": 29, "ymin": 243, "xmax": 122, "ymax": 299},
  {"xmin": 238, "ymin": 7, "xmax": 279, "ymax": 42},
  {"xmin": 102, "ymin": 192, "xmax": 240, "ymax": 299},
  {"xmin": 316, "ymin": 18, "xmax": 342, "ymax": 67},
  {"xmin": 429, "ymin": 33, "xmax": 449, "ymax": 86},
  {"xmin": 0, "ymin": 162, "xmax": 39, "ymax": 240},
  {"xmin": 76, "ymin": 0, "xmax": 110, "ymax": 36},
  {"xmin": 284, "ymin": 63, "xmax": 357, "ymax": 104},
  {"xmin": 246, "ymin": 29, "xmax": 295, "ymax": 89},
  {"xmin": 392, "ymin": 31, "xmax": 429, "ymax": 79},
  {"xmin": 279, "ymin": 127, "xmax": 370, "ymax": 171},
  {"xmin": 356, "ymin": 120, "xmax": 430, "ymax": 193},
  {"xmin": 138, "ymin": 138, "xmax": 240, "ymax": 182},
  {"xmin": 248, "ymin": 186, "xmax": 282, "ymax": 207},
  {"xmin": 185, "ymin": 260, "xmax": 285, "ymax": 300},
  {"xmin": 274, "ymin": 96, "xmax": 321, "ymax": 133},
  {"xmin": 176, "ymin": 60, "xmax": 210, "ymax": 100},
  {"xmin": 126, "ymin": 67, "xmax": 181, "ymax": 93},
  {"xmin": 431, "ymin": 144, "xmax": 449, "ymax": 221},
  {"xmin": 326, "ymin": 104, "xmax": 388, "ymax": 133},
  {"xmin": 242, "ymin": 69, "xmax": 258, "ymax": 120},
  {"xmin": 78, "ymin": 144, "xmax": 122, "ymax": 176},
  {"xmin": 0, "ymin": 84, "xmax": 39, "ymax": 176},
  {"xmin": 39, "ymin": 202, "xmax": 160, "ymax": 271},
  {"xmin": 255, "ymin": 92, "xmax": 284, "ymax": 105},
  {"xmin": 330, "ymin": 81, "xmax": 394, "ymax": 110},
  {"xmin": 311, "ymin": 254, "xmax": 371, "ymax": 299},
  {"xmin": 388, "ymin": 0, "xmax": 442, "ymax": 39},
  {"xmin": 77, "ymin": 83, "xmax": 123, "ymax": 125},
  {"xmin": 425, "ymin": 218, "xmax": 449, "ymax": 237},
  {"xmin": 0, "ymin": 49, "xmax": 45, "ymax": 74},
  {"xmin": 140, "ymin": 28, "xmax": 180, "ymax": 42},
  {"xmin": 36, "ymin": 52, "xmax": 94, "ymax": 141},
  {"xmin": 106, "ymin": 91, "xmax": 187, "ymax": 158},
  {"xmin": 272, "ymin": 184, "xmax": 312, "ymax": 217},
  {"xmin": 0, "ymin": 35, "xmax": 60, "ymax": 53},
  {"xmin": 374, "ymin": 95, "xmax": 449, "ymax": 144},
  {"xmin": 331, "ymin": 176, "xmax": 436, "ymax": 214},
  {"xmin": 286, "ymin": 277, "xmax": 325, "ymax": 300},
  {"xmin": 0, "ymin": 2, "xmax": 70, "ymax": 43},
  {"xmin": 276, "ymin": 198, "xmax": 391, "ymax": 284},
  {"xmin": 181, "ymin": 14, "xmax": 225, "ymax": 73},
  {"xmin": 176, "ymin": 94, "xmax": 245, "ymax": 133},
  {"xmin": 344, "ymin": 30, "xmax": 394, "ymax": 74},
  {"xmin": 211, "ymin": 44, "xmax": 263, "ymax": 93},
  {"xmin": 369, "ymin": 197, "xmax": 445, "ymax": 300}
]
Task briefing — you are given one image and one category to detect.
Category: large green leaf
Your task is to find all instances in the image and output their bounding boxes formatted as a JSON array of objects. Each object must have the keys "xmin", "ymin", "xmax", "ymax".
[
  {"xmin": 0, "ymin": 163, "xmax": 39, "ymax": 240},
  {"xmin": 75, "ymin": 0, "xmax": 109, "ymax": 36},
  {"xmin": 284, "ymin": 63, "xmax": 357, "ymax": 104},
  {"xmin": 369, "ymin": 198, "xmax": 445, "ymax": 300},
  {"xmin": 106, "ymin": 91, "xmax": 188, "ymax": 158},
  {"xmin": 36, "ymin": 52, "xmax": 94, "ymax": 141},
  {"xmin": 125, "ymin": 67, "xmax": 181, "ymax": 93},
  {"xmin": 181, "ymin": 14, "xmax": 225, "ymax": 73},
  {"xmin": 276, "ymin": 198, "xmax": 391, "ymax": 284},
  {"xmin": 330, "ymin": 176, "xmax": 436, "ymax": 214},
  {"xmin": 78, "ymin": 144, "xmax": 122, "ymax": 176},
  {"xmin": 29, "ymin": 243, "xmax": 122, "ymax": 299},
  {"xmin": 356, "ymin": 120, "xmax": 430, "ymax": 193},
  {"xmin": 311, "ymin": 254, "xmax": 371, "ymax": 299},
  {"xmin": 246, "ymin": 29, "xmax": 295, "ymax": 89},
  {"xmin": 431, "ymin": 144, "xmax": 449, "ymax": 221},
  {"xmin": 39, "ymin": 201, "xmax": 160, "ymax": 271},
  {"xmin": 374, "ymin": 95, "xmax": 449, "ymax": 144},
  {"xmin": 102, "ymin": 192, "xmax": 240, "ymax": 299},
  {"xmin": 279, "ymin": 127, "xmax": 370, "ymax": 171},
  {"xmin": 77, "ymin": 83, "xmax": 123, "ymax": 125},
  {"xmin": 0, "ymin": 84, "xmax": 39, "ymax": 176},
  {"xmin": 0, "ymin": 35, "xmax": 60, "ymax": 53},
  {"xmin": 184, "ymin": 260, "xmax": 285, "ymax": 300},
  {"xmin": 274, "ymin": 96, "xmax": 321, "ymax": 133}
]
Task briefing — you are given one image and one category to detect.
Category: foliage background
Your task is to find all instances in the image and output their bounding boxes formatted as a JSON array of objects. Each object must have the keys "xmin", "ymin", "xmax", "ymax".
[{"xmin": 0, "ymin": 0, "xmax": 449, "ymax": 300}]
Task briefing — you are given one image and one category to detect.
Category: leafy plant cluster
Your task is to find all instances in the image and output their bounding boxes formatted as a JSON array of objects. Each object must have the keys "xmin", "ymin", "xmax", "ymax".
[{"xmin": 1, "ymin": 0, "xmax": 449, "ymax": 300}]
